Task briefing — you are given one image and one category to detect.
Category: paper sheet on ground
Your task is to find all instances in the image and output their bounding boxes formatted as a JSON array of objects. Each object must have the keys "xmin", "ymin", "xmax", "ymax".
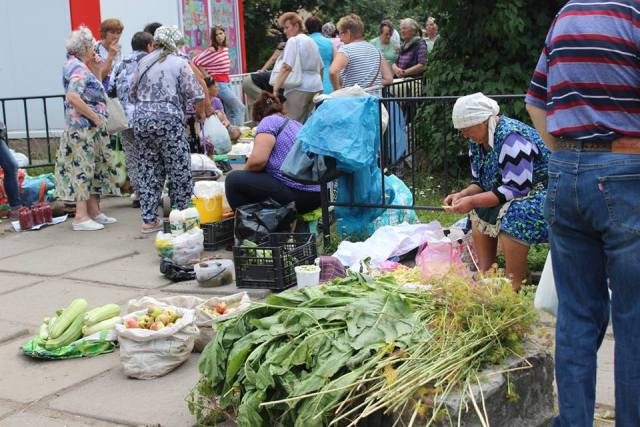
[
  {"xmin": 12, "ymin": 215, "xmax": 68, "ymax": 232},
  {"xmin": 332, "ymin": 221, "xmax": 449, "ymax": 269}
]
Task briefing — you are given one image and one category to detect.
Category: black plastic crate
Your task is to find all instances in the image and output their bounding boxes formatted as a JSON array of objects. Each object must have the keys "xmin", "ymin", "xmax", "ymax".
[
  {"xmin": 162, "ymin": 218, "xmax": 234, "ymax": 251},
  {"xmin": 233, "ymin": 233, "xmax": 317, "ymax": 291},
  {"xmin": 202, "ymin": 217, "xmax": 234, "ymax": 251}
]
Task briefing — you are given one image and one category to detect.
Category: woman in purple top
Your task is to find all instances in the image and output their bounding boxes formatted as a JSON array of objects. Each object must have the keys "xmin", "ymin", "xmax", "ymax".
[
  {"xmin": 224, "ymin": 91, "xmax": 321, "ymax": 213},
  {"xmin": 392, "ymin": 18, "xmax": 427, "ymax": 78}
]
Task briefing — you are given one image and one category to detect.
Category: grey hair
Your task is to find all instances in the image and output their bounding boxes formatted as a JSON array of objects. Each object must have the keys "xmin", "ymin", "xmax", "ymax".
[
  {"xmin": 400, "ymin": 18, "xmax": 420, "ymax": 36},
  {"xmin": 65, "ymin": 26, "xmax": 95, "ymax": 57},
  {"xmin": 322, "ymin": 22, "xmax": 336, "ymax": 38}
]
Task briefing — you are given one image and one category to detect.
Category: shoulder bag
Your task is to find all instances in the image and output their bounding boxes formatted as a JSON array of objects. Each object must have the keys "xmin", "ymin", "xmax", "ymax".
[{"xmin": 269, "ymin": 38, "xmax": 302, "ymax": 89}]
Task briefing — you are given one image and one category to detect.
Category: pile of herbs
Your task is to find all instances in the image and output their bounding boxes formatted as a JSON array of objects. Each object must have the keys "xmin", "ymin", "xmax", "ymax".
[{"xmin": 188, "ymin": 271, "xmax": 536, "ymax": 426}]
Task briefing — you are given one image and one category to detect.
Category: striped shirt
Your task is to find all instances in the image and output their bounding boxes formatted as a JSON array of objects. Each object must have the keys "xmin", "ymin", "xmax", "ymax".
[
  {"xmin": 525, "ymin": 0, "xmax": 640, "ymax": 141},
  {"xmin": 192, "ymin": 47, "xmax": 231, "ymax": 83},
  {"xmin": 338, "ymin": 41, "xmax": 382, "ymax": 91}
]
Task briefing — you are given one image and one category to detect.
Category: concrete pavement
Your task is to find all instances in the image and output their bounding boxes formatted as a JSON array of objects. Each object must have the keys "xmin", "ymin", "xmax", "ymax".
[{"xmin": 0, "ymin": 196, "xmax": 616, "ymax": 426}]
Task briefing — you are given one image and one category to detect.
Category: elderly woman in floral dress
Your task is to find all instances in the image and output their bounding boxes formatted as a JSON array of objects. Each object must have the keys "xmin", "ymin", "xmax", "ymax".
[
  {"xmin": 130, "ymin": 26, "xmax": 205, "ymax": 233},
  {"xmin": 56, "ymin": 26, "xmax": 119, "ymax": 231}
]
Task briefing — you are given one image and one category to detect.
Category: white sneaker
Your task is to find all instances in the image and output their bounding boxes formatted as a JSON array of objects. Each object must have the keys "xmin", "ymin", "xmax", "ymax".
[
  {"xmin": 93, "ymin": 213, "xmax": 117, "ymax": 224},
  {"xmin": 72, "ymin": 219, "xmax": 104, "ymax": 231}
]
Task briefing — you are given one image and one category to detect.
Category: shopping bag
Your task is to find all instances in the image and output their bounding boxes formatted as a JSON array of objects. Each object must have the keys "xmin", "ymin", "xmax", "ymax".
[
  {"xmin": 105, "ymin": 96, "xmax": 128, "ymax": 134},
  {"xmin": 111, "ymin": 135, "xmax": 127, "ymax": 187},
  {"xmin": 234, "ymin": 198, "xmax": 297, "ymax": 244},
  {"xmin": 202, "ymin": 115, "xmax": 231, "ymax": 154},
  {"xmin": 534, "ymin": 253, "xmax": 557, "ymax": 316},
  {"xmin": 280, "ymin": 140, "xmax": 340, "ymax": 185},
  {"xmin": 116, "ymin": 307, "xmax": 198, "ymax": 379},
  {"xmin": 269, "ymin": 39, "xmax": 302, "ymax": 89},
  {"xmin": 416, "ymin": 241, "xmax": 465, "ymax": 282}
]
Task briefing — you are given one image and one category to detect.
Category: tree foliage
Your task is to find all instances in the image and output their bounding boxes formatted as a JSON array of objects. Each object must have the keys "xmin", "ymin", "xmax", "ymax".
[
  {"xmin": 242, "ymin": 0, "xmax": 420, "ymax": 71},
  {"xmin": 410, "ymin": 0, "xmax": 565, "ymax": 176}
]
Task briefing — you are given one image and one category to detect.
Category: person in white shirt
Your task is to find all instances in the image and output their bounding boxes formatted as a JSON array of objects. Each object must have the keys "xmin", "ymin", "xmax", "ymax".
[{"xmin": 271, "ymin": 12, "xmax": 323, "ymax": 123}]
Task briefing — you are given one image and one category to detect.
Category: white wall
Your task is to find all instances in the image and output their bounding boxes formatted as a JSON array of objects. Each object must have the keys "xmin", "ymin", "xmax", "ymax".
[
  {"xmin": 0, "ymin": 0, "xmax": 181, "ymax": 138},
  {"xmin": 0, "ymin": 0, "xmax": 71, "ymax": 136},
  {"xmin": 100, "ymin": 0, "xmax": 180, "ymax": 57}
]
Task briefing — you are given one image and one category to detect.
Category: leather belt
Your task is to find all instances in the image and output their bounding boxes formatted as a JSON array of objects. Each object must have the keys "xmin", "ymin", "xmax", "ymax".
[{"xmin": 551, "ymin": 137, "xmax": 640, "ymax": 154}]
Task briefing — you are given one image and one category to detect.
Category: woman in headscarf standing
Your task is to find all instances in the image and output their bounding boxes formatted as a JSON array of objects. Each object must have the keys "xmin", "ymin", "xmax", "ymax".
[
  {"xmin": 130, "ymin": 26, "xmax": 205, "ymax": 233},
  {"xmin": 443, "ymin": 93, "xmax": 550, "ymax": 290}
]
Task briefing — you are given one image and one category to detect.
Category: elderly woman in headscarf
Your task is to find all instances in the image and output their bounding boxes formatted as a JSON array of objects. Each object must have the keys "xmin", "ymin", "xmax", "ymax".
[
  {"xmin": 56, "ymin": 26, "xmax": 120, "ymax": 231},
  {"xmin": 130, "ymin": 25, "xmax": 205, "ymax": 233},
  {"xmin": 443, "ymin": 93, "xmax": 550, "ymax": 290}
]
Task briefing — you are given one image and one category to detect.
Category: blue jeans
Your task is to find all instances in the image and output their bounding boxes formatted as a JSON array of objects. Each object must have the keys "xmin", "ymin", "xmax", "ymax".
[
  {"xmin": 217, "ymin": 82, "xmax": 246, "ymax": 126},
  {"xmin": 0, "ymin": 139, "xmax": 21, "ymax": 208},
  {"xmin": 546, "ymin": 150, "xmax": 640, "ymax": 427}
]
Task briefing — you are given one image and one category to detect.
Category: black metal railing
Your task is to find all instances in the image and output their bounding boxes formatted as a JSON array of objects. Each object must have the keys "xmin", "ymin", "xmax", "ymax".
[
  {"xmin": 1, "ymin": 95, "xmax": 66, "ymax": 169},
  {"xmin": 319, "ymin": 93, "xmax": 527, "ymax": 245}
]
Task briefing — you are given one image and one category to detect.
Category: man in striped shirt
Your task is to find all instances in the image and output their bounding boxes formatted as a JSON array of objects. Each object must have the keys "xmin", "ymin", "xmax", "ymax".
[{"xmin": 526, "ymin": 1, "xmax": 640, "ymax": 425}]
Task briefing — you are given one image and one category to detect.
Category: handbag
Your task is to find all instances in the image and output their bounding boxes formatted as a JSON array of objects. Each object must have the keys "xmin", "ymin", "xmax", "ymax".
[
  {"xmin": 280, "ymin": 140, "xmax": 341, "ymax": 185},
  {"xmin": 269, "ymin": 38, "xmax": 302, "ymax": 90},
  {"xmin": 105, "ymin": 96, "xmax": 128, "ymax": 134}
]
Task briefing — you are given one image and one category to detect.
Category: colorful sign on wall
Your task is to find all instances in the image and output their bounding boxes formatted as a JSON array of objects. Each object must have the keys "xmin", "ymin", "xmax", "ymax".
[
  {"xmin": 181, "ymin": 0, "xmax": 210, "ymax": 56},
  {"xmin": 209, "ymin": 0, "xmax": 243, "ymax": 74}
]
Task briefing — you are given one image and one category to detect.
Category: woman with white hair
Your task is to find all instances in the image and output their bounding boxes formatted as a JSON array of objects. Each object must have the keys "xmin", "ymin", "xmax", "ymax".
[
  {"xmin": 443, "ymin": 93, "xmax": 550, "ymax": 290},
  {"xmin": 129, "ymin": 25, "xmax": 205, "ymax": 233},
  {"xmin": 392, "ymin": 18, "xmax": 427, "ymax": 78},
  {"xmin": 55, "ymin": 26, "xmax": 120, "ymax": 231}
]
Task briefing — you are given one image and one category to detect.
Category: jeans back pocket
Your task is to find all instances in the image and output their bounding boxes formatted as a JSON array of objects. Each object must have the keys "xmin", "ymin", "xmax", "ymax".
[{"xmin": 600, "ymin": 174, "xmax": 640, "ymax": 235}]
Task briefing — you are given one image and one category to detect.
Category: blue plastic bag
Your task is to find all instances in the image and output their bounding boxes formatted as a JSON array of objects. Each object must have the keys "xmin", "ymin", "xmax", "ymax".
[
  {"xmin": 21, "ymin": 174, "xmax": 55, "ymax": 206},
  {"xmin": 365, "ymin": 175, "xmax": 418, "ymax": 235},
  {"xmin": 384, "ymin": 101, "xmax": 407, "ymax": 165},
  {"xmin": 298, "ymin": 97, "xmax": 380, "ymax": 172}
]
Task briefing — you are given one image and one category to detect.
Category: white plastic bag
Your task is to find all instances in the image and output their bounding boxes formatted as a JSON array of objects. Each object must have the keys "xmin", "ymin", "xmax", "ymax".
[
  {"xmin": 172, "ymin": 228, "xmax": 204, "ymax": 265},
  {"xmin": 191, "ymin": 153, "xmax": 222, "ymax": 175},
  {"xmin": 10, "ymin": 149, "xmax": 28, "ymax": 167},
  {"xmin": 333, "ymin": 221, "xmax": 447, "ymax": 270},
  {"xmin": 126, "ymin": 295, "xmax": 251, "ymax": 353},
  {"xmin": 116, "ymin": 307, "xmax": 198, "ymax": 379},
  {"xmin": 534, "ymin": 253, "xmax": 557, "ymax": 316},
  {"xmin": 194, "ymin": 292, "xmax": 252, "ymax": 351},
  {"xmin": 202, "ymin": 115, "xmax": 231, "ymax": 154}
]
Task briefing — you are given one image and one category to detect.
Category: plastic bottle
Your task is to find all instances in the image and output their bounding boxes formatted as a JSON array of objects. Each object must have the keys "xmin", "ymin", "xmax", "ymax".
[
  {"xmin": 183, "ymin": 201, "xmax": 201, "ymax": 233},
  {"xmin": 169, "ymin": 205, "xmax": 185, "ymax": 235}
]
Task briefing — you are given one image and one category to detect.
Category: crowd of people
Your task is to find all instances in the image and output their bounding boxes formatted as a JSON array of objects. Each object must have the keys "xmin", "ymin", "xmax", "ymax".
[
  {"xmin": 0, "ymin": 3, "xmax": 636, "ymax": 425},
  {"xmin": 37, "ymin": 12, "xmax": 439, "ymax": 233}
]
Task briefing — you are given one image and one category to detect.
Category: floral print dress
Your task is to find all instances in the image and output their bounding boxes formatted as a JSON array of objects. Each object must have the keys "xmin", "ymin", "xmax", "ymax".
[
  {"xmin": 468, "ymin": 116, "xmax": 550, "ymax": 245},
  {"xmin": 54, "ymin": 55, "xmax": 119, "ymax": 202}
]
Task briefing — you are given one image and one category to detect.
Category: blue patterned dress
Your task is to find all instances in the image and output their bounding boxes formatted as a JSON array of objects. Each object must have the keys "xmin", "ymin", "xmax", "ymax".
[{"xmin": 468, "ymin": 116, "xmax": 550, "ymax": 245}]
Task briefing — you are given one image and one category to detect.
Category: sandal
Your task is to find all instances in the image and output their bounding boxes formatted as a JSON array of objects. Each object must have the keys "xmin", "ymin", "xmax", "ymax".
[{"xmin": 141, "ymin": 219, "xmax": 162, "ymax": 234}]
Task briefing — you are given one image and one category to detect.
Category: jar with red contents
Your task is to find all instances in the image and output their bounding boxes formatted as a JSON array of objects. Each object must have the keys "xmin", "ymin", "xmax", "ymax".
[
  {"xmin": 31, "ymin": 204, "xmax": 44, "ymax": 226},
  {"xmin": 18, "ymin": 207, "xmax": 34, "ymax": 230},
  {"xmin": 41, "ymin": 202, "xmax": 53, "ymax": 223}
]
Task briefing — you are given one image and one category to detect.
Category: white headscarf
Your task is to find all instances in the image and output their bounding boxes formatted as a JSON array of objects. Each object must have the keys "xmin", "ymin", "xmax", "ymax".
[{"xmin": 451, "ymin": 92, "xmax": 500, "ymax": 147}]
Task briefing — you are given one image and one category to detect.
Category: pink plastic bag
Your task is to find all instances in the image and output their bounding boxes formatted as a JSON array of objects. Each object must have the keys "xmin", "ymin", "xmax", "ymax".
[{"xmin": 416, "ymin": 241, "xmax": 464, "ymax": 282}]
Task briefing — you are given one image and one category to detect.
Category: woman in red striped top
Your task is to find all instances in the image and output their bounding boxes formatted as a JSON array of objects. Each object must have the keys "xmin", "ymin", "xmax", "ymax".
[{"xmin": 192, "ymin": 26, "xmax": 245, "ymax": 125}]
